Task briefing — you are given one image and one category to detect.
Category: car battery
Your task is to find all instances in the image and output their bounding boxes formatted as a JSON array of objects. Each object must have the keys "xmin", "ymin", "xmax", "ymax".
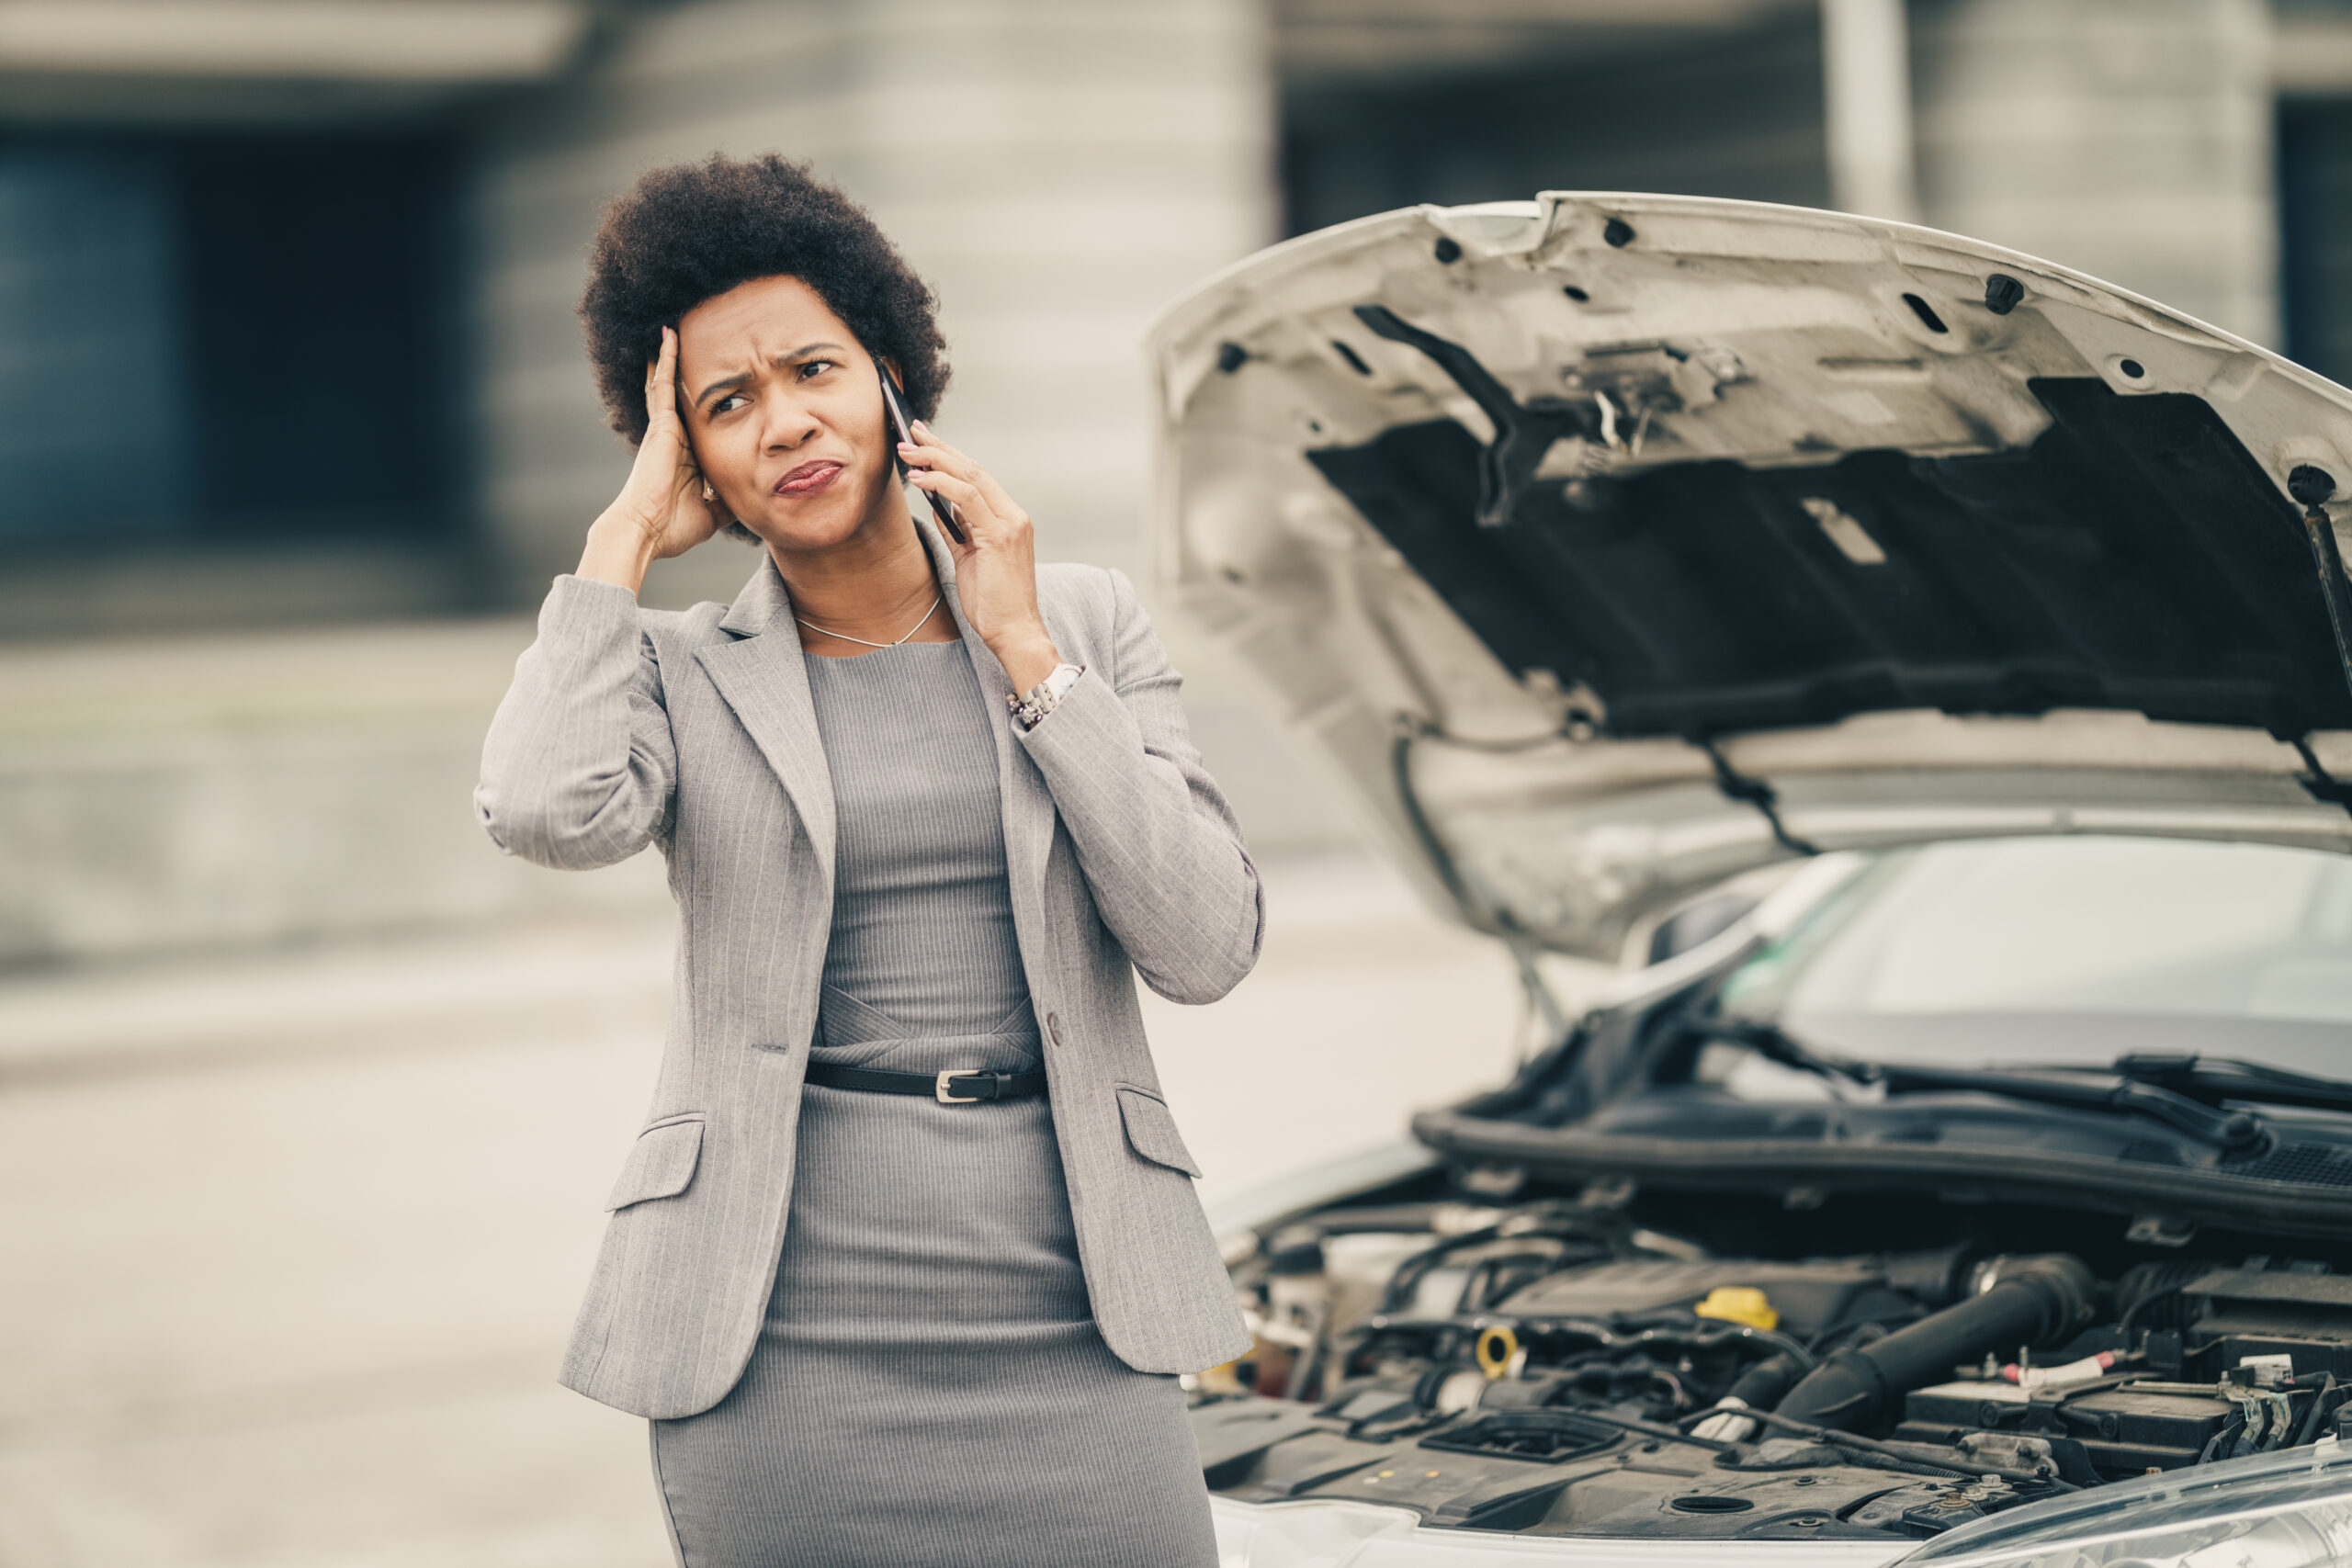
[
  {"xmin": 2182, "ymin": 1269, "xmax": 2352, "ymax": 1379},
  {"xmin": 1897, "ymin": 1380, "xmax": 2232, "ymax": 1473}
]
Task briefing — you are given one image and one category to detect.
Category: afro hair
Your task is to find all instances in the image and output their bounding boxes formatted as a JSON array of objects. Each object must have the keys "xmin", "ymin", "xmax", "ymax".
[{"xmin": 579, "ymin": 152, "xmax": 950, "ymax": 451}]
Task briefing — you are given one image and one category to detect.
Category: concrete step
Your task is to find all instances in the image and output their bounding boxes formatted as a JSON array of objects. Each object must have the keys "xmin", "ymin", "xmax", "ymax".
[{"xmin": 0, "ymin": 615, "xmax": 667, "ymax": 969}]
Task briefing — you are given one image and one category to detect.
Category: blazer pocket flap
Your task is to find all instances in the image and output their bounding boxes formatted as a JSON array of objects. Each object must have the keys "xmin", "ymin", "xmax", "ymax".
[
  {"xmin": 605, "ymin": 1116, "xmax": 705, "ymax": 1212},
  {"xmin": 1116, "ymin": 1088, "xmax": 1203, "ymax": 1179}
]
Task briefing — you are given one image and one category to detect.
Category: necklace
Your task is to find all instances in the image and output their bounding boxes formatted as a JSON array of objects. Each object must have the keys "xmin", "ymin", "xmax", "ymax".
[{"xmin": 795, "ymin": 592, "xmax": 943, "ymax": 650}]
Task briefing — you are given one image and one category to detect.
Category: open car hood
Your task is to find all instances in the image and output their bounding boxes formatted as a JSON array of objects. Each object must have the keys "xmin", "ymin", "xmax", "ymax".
[{"xmin": 1149, "ymin": 194, "xmax": 2352, "ymax": 958}]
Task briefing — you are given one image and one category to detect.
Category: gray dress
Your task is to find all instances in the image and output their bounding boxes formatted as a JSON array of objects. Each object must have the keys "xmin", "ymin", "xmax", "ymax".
[{"xmin": 647, "ymin": 640, "xmax": 1217, "ymax": 1568}]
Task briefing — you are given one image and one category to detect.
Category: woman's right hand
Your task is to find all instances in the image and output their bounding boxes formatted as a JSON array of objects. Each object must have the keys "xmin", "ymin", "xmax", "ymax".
[{"xmin": 577, "ymin": 326, "xmax": 728, "ymax": 593}]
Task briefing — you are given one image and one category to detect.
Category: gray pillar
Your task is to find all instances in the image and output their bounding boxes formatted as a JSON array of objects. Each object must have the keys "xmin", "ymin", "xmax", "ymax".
[
  {"xmin": 1911, "ymin": 0, "xmax": 2277, "ymax": 344},
  {"xmin": 1824, "ymin": 0, "xmax": 1922, "ymax": 220}
]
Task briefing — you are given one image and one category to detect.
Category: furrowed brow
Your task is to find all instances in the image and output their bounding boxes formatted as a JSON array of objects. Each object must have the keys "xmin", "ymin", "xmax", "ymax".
[
  {"xmin": 693, "ymin": 344, "xmax": 850, "ymax": 407},
  {"xmin": 692, "ymin": 370, "xmax": 751, "ymax": 409}
]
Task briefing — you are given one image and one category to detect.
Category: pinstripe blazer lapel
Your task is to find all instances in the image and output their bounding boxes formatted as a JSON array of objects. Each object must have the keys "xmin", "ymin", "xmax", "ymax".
[
  {"xmin": 920, "ymin": 517, "xmax": 1057, "ymax": 940},
  {"xmin": 697, "ymin": 556, "xmax": 837, "ymax": 896}
]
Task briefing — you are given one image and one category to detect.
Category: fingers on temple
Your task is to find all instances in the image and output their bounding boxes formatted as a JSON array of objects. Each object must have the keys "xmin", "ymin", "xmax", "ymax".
[{"xmin": 646, "ymin": 332, "xmax": 684, "ymax": 426}]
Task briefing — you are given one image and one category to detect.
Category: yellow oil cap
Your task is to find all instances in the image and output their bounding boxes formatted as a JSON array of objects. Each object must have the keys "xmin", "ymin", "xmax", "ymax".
[
  {"xmin": 1475, "ymin": 1325, "xmax": 1520, "ymax": 1380},
  {"xmin": 1695, "ymin": 1287, "xmax": 1779, "ymax": 1331}
]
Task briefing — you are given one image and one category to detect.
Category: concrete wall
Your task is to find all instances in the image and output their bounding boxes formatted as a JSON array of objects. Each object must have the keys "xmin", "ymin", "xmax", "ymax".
[{"xmin": 1912, "ymin": 0, "xmax": 2278, "ymax": 344}]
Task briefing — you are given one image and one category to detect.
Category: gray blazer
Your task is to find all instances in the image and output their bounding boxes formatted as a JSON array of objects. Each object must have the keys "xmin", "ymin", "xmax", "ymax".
[{"xmin": 474, "ymin": 521, "xmax": 1262, "ymax": 1420}]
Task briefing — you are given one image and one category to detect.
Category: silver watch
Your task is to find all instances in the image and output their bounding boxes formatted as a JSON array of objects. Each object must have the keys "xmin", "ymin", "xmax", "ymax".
[{"xmin": 1007, "ymin": 662, "xmax": 1084, "ymax": 730}]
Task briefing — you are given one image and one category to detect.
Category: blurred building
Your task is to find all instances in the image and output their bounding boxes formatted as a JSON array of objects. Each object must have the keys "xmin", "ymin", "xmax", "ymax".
[{"xmin": 8, "ymin": 0, "xmax": 2352, "ymax": 964}]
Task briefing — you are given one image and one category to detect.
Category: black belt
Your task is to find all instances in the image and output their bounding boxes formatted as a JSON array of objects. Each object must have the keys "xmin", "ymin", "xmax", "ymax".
[{"xmin": 805, "ymin": 1061, "xmax": 1046, "ymax": 1104}]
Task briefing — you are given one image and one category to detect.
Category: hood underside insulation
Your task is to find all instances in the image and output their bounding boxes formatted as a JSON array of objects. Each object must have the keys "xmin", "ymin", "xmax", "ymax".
[{"xmin": 1309, "ymin": 378, "xmax": 2352, "ymax": 740}]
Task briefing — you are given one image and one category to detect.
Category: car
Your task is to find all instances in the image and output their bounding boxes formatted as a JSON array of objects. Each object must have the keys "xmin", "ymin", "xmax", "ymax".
[{"xmin": 1147, "ymin": 192, "xmax": 2352, "ymax": 1566}]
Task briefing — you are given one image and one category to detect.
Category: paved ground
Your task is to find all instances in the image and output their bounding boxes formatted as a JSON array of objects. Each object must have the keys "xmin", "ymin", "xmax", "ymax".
[{"xmin": 0, "ymin": 852, "xmax": 1602, "ymax": 1567}]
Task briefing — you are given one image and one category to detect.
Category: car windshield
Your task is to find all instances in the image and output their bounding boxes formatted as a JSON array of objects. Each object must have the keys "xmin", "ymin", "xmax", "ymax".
[{"xmin": 1713, "ymin": 836, "xmax": 2352, "ymax": 1083}]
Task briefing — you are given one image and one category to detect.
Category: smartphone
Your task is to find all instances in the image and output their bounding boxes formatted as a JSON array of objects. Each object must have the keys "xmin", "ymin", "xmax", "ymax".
[{"xmin": 880, "ymin": 369, "xmax": 967, "ymax": 544}]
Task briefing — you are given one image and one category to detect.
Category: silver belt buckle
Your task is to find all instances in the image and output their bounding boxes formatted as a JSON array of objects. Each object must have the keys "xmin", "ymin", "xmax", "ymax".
[{"xmin": 936, "ymin": 1069, "xmax": 984, "ymax": 1104}]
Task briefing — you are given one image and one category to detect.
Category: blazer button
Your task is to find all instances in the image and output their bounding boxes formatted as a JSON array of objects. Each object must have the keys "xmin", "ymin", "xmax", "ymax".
[{"xmin": 1046, "ymin": 1011, "xmax": 1062, "ymax": 1045}]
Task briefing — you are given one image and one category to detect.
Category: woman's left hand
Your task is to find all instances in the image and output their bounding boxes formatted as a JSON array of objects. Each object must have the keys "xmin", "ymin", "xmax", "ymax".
[{"xmin": 899, "ymin": 422, "xmax": 1065, "ymax": 693}]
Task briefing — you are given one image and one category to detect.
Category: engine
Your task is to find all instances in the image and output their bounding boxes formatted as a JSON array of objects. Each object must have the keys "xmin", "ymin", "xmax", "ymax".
[{"xmin": 1193, "ymin": 1195, "xmax": 2352, "ymax": 1540}]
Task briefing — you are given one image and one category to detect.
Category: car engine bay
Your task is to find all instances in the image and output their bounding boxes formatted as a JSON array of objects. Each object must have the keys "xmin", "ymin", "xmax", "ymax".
[{"xmin": 1194, "ymin": 1179, "xmax": 2352, "ymax": 1541}]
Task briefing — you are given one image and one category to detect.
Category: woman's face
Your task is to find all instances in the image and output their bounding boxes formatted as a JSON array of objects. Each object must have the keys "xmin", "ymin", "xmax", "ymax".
[{"xmin": 673, "ymin": 274, "xmax": 901, "ymax": 555}]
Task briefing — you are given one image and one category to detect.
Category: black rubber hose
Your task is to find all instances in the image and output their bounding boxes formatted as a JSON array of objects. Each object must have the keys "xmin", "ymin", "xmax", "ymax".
[
  {"xmin": 2293, "ymin": 1374, "xmax": 2337, "ymax": 1449},
  {"xmin": 1773, "ymin": 1255, "xmax": 2095, "ymax": 1432},
  {"xmin": 1723, "ymin": 1352, "xmax": 1804, "ymax": 1409}
]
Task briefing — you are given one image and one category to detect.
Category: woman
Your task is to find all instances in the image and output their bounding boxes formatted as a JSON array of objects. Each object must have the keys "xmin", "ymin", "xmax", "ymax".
[{"xmin": 475, "ymin": 154, "xmax": 1261, "ymax": 1567}]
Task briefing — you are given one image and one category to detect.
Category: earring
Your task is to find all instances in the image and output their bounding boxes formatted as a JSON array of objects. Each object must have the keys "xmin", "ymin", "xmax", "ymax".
[{"xmin": 701, "ymin": 480, "xmax": 717, "ymax": 502}]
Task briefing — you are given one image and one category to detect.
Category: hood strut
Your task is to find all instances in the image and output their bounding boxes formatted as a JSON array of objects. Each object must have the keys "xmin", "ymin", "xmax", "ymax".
[
  {"xmin": 2288, "ymin": 466, "xmax": 2352, "ymax": 829},
  {"xmin": 2291, "ymin": 465, "xmax": 2352, "ymax": 710}
]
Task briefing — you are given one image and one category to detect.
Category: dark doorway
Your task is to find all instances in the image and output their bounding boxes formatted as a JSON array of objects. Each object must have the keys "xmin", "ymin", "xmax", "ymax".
[
  {"xmin": 1279, "ymin": 17, "xmax": 1831, "ymax": 239},
  {"xmin": 2281, "ymin": 99, "xmax": 2352, "ymax": 389},
  {"xmin": 0, "ymin": 130, "xmax": 463, "ymax": 552}
]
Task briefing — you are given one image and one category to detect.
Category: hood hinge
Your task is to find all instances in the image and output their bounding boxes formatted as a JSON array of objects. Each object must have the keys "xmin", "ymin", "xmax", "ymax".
[{"xmin": 1353, "ymin": 302, "xmax": 1589, "ymax": 527}]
